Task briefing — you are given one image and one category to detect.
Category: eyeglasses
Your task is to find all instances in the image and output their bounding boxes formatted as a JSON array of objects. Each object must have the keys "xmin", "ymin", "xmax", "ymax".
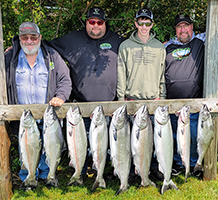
[
  {"xmin": 88, "ymin": 20, "xmax": 104, "ymax": 26},
  {"xmin": 137, "ymin": 21, "xmax": 152, "ymax": 27},
  {"xmin": 176, "ymin": 24, "xmax": 190, "ymax": 29},
  {"xmin": 20, "ymin": 35, "xmax": 40, "ymax": 41}
]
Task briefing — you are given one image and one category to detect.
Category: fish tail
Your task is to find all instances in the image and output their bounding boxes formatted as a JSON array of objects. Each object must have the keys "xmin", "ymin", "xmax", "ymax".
[
  {"xmin": 67, "ymin": 174, "xmax": 83, "ymax": 186},
  {"xmin": 23, "ymin": 177, "xmax": 38, "ymax": 188},
  {"xmin": 194, "ymin": 163, "xmax": 203, "ymax": 173},
  {"xmin": 161, "ymin": 179, "xmax": 178, "ymax": 195},
  {"xmin": 45, "ymin": 177, "xmax": 59, "ymax": 188},
  {"xmin": 115, "ymin": 184, "xmax": 129, "ymax": 196},
  {"xmin": 185, "ymin": 172, "xmax": 189, "ymax": 182},
  {"xmin": 140, "ymin": 178, "xmax": 156, "ymax": 187},
  {"xmin": 91, "ymin": 177, "xmax": 106, "ymax": 192}
]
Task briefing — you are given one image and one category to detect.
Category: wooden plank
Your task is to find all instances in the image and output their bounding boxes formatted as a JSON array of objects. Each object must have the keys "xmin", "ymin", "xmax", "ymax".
[
  {"xmin": 0, "ymin": 4, "xmax": 13, "ymax": 199},
  {"xmin": 0, "ymin": 98, "xmax": 217, "ymax": 121},
  {"xmin": 203, "ymin": 0, "xmax": 218, "ymax": 181},
  {"xmin": 204, "ymin": 115, "xmax": 218, "ymax": 180},
  {"xmin": 204, "ymin": 0, "xmax": 218, "ymax": 98},
  {"xmin": 0, "ymin": 122, "xmax": 12, "ymax": 200}
]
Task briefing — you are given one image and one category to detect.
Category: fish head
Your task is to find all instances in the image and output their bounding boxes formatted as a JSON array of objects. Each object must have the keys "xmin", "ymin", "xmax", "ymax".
[
  {"xmin": 43, "ymin": 105, "xmax": 57, "ymax": 125},
  {"xmin": 178, "ymin": 105, "xmax": 190, "ymax": 124},
  {"xmin": 90, "ymin": 105, "xmax": 104, "ymax": 125},
  {"xmin": 22, "ymin": 109, "xmax": 35, "ymax": 128},
  {"xmin": 66, "ymin": 106, "xmax": 83, "ymax": 126},
  {"xmin": 134, "ymin": 105, "xmax": 150, "ymax": 129},
  {"xmin": 199, "ymin": 104, "xmax": 210, "ymax": 121},
  {"xmin": 112, "ymin": 105, "xmax": 127, "ymax": 128},
  {"xmin": 154, "ymin": 105, "xmax": 169, "ymax": 125}
]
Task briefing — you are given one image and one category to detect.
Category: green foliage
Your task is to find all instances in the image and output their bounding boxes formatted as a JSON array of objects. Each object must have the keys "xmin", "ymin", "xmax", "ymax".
[{"xmin": 1, "ymin": 0, "xmax": 208, "ymax": 49}]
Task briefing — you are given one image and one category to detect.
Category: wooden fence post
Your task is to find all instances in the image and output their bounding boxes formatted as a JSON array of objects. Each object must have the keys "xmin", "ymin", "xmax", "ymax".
[
  {"xmin": 203, "ymin": 0, "xmax": 218, "ymax": 180},
  {"xmin": 0, "ymin": 4, "xmax": 13, "ymax": 200}
]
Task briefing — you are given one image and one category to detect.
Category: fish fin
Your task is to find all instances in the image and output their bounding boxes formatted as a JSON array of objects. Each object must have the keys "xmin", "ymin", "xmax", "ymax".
[
  {"xmin": 67, "ymin": 175, "xmax": 83, "ymax": 186},
  {"xmin": 201, "ymin": 121, "xmax": 204, "ymax": 129},
  {"xmin": 115, "ymin": 184, "xmax": 129, "ymax": 196},
  {"xmin": 161, "ymin": 179, "xmax": 178, "ymax": 195},
  {"xmin": 194, "ymin": 163, "xmax": 204, "ymax": 173},
  {"xmin": 21, "ymin": 163, "xmax": 27, "ymax": 171},
  {"xmin": 158, "ymin": 129, "xmax": 162, "ymax": 138},
  {"xmin": 45, "ymin": 177, "xmax": 59, "ymax": 188},
  {"xmin": 21, "ymin": 129, "xmax": 25, "ymax": 138},
  {"xmin": 136, "ymin": 129, "xmax": 140, "ymax": 140},
  {"xmin": 181, "ymin": 128, "xmax": 184, "ymax": 135},
  {"xmin": 91, "ymin": 178, "xmax": 106, "ymax": 192},
  {"xmin": 113, "ymin": 128, "xmax": 117, "ymax": 141},
  {"xmin": 69, "ymin": 160, "xmax": 75, "ymax": 168},
  {"xmin": 92, "ymin": 163, "xmax": 97, "ymax": 171}
]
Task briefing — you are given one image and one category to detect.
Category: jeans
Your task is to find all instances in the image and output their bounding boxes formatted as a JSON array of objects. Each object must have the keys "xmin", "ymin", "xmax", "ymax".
[
  {"xmin": 170, "ymin": 113, "xmax": 198, "ymax": 167},
  {"xmin": 19, "ymin": 121, "xmax": 49, "ymax": 181}
]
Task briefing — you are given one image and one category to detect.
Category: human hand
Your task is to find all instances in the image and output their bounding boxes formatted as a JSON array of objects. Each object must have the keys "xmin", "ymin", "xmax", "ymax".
[
  {"xmin": 49, "ymin": 97, "xmax": 64, "ymax": 107},
  {"xmin": 4, "ymin": 46, "xmax": 13, "ymax": 53}
]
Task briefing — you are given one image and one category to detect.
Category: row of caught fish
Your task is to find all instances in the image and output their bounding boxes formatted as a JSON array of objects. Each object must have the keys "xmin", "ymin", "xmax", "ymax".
[{"xmin": 19, "ymin": 103, "xmax": 214, "ymax": 195}]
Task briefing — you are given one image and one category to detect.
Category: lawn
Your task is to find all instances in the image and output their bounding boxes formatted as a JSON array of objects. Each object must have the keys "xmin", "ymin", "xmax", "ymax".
[{"xmin": 11, "ymin": 153, "xmax": 218, "ymax": 199}]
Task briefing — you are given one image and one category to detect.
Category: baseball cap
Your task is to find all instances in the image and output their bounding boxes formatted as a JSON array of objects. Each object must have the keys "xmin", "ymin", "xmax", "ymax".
[
  {"xmin": 175, "ymin": 14, "xmax": 192, "ymax": 26},
  {"xmin": 19, "ymin": 22, "xmax": 40, "ymax": 36},
  {"xmin": 87, "ymin": 7, "xmax": 106, "ymax": 21},
  {"xmin": 136, "ymin": 8, "xmax": 153, "ymax": 21}
]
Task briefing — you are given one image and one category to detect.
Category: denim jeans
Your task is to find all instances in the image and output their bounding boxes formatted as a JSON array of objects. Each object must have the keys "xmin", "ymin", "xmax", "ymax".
[{"xmin": 170, "ymin": 113, "xmax": 198, "ymax": 167}]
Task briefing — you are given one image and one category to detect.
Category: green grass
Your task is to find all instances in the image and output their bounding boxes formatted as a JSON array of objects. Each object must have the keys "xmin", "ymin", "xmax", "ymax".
[{"xmin": 10, "ymin": 135, "xmax": 218, "ymax": 200}]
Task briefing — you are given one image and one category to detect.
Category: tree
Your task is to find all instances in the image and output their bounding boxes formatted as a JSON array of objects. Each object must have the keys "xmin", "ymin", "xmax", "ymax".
[{"xmin": 1, "ymin": 0, "xmax": 207, "ymax": 49}]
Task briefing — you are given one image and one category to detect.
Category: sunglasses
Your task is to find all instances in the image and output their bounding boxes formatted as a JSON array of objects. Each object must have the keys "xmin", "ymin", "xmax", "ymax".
[
  {"xmin": 137, "ymin": 21, "xmax": 152, "ymax": 27},
  {"xmin": 88, "ymin": 20, "xmax": 104, "ymax": 26},
  {"xmin": 20, "ymin": 35, "xmax": 40, "ymax": 41}
]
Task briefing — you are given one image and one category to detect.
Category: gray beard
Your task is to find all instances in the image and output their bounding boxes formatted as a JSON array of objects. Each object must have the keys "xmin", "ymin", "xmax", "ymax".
[
  {"xmin": 179, "ymin": 34, "xmax": 191, "ymax": 44},
  {"xmin": 20, "ymin": 40, "xmax": 41, "ymax": 55}
]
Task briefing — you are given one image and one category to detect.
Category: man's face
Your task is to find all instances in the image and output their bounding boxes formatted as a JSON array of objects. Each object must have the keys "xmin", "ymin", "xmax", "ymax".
[
  {"xmin": 135, "ymin": 18, "xmax": 153, "ymax": 39},
  {"xmin": 176, "ymin": 22, "xmax": 193, "ymax": 43},
  {"xmin": 19, "ymin": 34, "xmax": 41, "ymax": 55},
  {"xmin": 86, "ymin": 17, "xmax": 106, "ymax": 39}
]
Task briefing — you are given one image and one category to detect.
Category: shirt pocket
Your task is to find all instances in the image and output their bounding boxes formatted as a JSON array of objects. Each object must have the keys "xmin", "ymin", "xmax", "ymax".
[
  {"xmin": 16, "ymin": 69, "xmax": 26, "ymax": 86},
  {"xmin": 38, "ymin": 72, "xmax": 48, "ymax": 88}
]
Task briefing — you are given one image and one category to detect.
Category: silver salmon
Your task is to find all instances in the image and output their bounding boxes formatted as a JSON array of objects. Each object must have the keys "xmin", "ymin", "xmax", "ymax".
[
  {"xmin": 43, "ymin": 105, "xmax": 65, "ymax": 187},
  {"xmin": 89, "ymin": 105, "xmax": 108, "ymax": 191},
  {"xmin": 19, "ymin": 110, "xmax": 41, "ymax": 189},
  {"xmin": 194, "ymin": 104, "xmax": 214, "ymax": 173},
  {"xmin": 131, "ymin": 105, "xmax": 155, "ymax": 187},
  {"xmin": 176, "ymin": 106, "xmax": 191, "ymax": 182},
  {"xmin": 66, "ymin": 106, "xmax": 87, "ymax": 186},
  {"xmin": 154, "ymin": 105, "xmax": 178, "ymax": 195},
  {"xmin": 109, "ymin": 105, "xmax": 131, "ymax": 195}
]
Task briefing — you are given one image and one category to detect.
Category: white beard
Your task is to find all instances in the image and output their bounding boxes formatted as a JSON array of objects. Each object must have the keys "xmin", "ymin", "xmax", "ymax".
[{"xmin": 20, "ymin": 40, "xmax": 41, "ymax": 55}]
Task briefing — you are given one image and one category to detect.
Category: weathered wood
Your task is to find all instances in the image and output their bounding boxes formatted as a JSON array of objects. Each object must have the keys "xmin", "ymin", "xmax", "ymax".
[
  {"xmin": 0, "ymin": 98, "xmax": 217, "ymax": 121},
  {"xmin": 203, "ymin": 0, "xmax": 218, "ymax": 180},
  {"xmin": 204, "ymin": 115, "xmax": 218, "ymax": 180},
  {"xmin": 0, "ymin": 122, "xmax": 12, "ymax": 200},
  {"xmin": 0, "ymin": 4, "xmax": 13, "ymax": 200}
]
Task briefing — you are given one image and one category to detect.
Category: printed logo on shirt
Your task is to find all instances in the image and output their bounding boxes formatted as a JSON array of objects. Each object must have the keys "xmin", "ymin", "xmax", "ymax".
[
  {"xmin": 50, "ymin": 62, "xmax": 54, "ymax": 70},
  {"xmin": 100, "ymin": 43, "xmax": 112, "ymax": 50},
  {"xmin": 172, "ymin": 47, "xmax": 191, "ymax": 60}
]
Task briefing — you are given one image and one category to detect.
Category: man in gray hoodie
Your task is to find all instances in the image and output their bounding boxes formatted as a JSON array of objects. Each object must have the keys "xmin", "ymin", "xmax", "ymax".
[{"xmin": 117, "ymin": 8, "xmax": 166, "ymax": 182}]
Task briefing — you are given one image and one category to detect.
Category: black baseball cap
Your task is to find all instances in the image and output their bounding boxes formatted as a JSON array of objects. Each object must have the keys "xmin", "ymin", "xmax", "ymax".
[
  {"xmin": 136, "ymin": 8, "xmax": 153, "ymax": 21},
  {"xmin": 175, "ymin": 14, "xmax": 192, "ymax": 26},
  {"xmin": 87, "ymin": 7, "xmax": 105, "ymax": 21}
]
